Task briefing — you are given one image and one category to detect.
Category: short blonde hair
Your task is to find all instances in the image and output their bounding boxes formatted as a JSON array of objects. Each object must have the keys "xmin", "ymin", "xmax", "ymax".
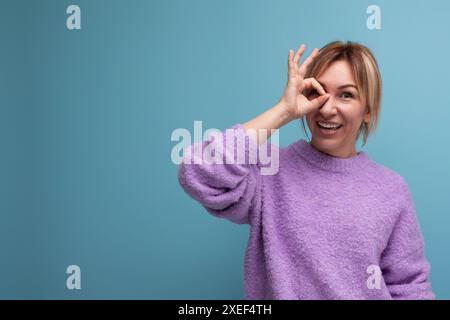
[{"xmin": 302, "ymin": 40, "xmax": 382, "ymax": 145}]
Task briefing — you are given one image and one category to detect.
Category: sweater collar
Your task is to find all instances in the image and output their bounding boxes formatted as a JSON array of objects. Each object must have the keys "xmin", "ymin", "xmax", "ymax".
[{"xmin": 293, "ymin": 139, "xmax": 371, "ymax": 173}]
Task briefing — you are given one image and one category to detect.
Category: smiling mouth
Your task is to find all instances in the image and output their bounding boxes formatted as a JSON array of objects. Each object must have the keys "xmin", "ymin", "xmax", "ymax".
[{"xmin": 316, "ymin": 121, "xmax": 343, "ymax": 131}]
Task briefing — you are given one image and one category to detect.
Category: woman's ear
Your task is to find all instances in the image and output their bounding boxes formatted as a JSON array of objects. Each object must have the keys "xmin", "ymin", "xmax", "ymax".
[{"xmin": 363, "ymin": 108, "xmax": 371, "ymax": 123}]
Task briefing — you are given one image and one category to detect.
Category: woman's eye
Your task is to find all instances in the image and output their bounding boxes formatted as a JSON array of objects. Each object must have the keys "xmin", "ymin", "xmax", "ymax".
[{"xmin": 340, "ymin": 91, "xmax": 354, "ymax": 99}]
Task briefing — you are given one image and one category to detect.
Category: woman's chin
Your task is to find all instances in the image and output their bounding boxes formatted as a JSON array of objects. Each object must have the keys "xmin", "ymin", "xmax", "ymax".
[{"xmin": 310, "ymin": 135, "xmax": 343, "ymax": 153}]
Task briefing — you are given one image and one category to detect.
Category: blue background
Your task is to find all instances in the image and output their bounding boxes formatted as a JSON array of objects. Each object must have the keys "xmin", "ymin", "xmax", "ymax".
[{"xmin": 1, "ymin": 0, "xmax": 449, "ymax": 299}]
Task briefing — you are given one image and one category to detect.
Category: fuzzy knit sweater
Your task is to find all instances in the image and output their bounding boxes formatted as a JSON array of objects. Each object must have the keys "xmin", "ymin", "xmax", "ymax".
[{"xmin": 177, "ymin": 123, "xmax": 435, "ymax": 300}]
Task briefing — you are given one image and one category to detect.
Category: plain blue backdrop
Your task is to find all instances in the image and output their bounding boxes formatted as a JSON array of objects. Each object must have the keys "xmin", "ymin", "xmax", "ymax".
[{"xmin": 0, "ymin": 0, "xmax": 449, "ymax": 299}]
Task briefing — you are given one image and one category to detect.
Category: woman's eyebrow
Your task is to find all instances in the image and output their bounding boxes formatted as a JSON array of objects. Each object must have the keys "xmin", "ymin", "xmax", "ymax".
[{"xmin": 318, "ymin": 81, "xmax": 358, "ymax": 90}]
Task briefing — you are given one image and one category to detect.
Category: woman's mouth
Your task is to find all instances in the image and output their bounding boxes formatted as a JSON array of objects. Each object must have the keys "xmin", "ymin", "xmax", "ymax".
[{"xmin": 316, "ymin": 121, "xmax": 343, "ymax": 135}]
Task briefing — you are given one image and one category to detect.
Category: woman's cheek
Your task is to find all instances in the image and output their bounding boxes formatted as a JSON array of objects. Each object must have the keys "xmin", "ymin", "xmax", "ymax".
[{"xmin": 343, "ymin": 105, "xmax": 366, "ymax": 133}]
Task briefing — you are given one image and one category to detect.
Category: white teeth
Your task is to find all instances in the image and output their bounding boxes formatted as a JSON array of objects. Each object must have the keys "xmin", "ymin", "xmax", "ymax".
[{"xmin": 318, "ymin": 121, "xmax": 341, "ymax": 129}]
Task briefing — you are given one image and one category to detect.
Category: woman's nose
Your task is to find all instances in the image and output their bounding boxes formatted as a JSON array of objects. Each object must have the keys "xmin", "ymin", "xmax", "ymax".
[{"xmin": 319, "ymin": 96, "xmax": 338, "ymax": 116}]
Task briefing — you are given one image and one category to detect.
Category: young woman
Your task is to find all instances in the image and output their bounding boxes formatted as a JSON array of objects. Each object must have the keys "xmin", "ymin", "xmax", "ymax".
[{"xmin": 178, "ymin": 41, "xmax": 435, "ymax": 300}]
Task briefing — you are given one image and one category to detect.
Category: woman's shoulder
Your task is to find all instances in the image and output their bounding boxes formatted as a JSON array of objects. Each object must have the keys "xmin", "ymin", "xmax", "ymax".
[{"xmin": 363, "ymin": 156, "xmax": 410, "ymax": 193}]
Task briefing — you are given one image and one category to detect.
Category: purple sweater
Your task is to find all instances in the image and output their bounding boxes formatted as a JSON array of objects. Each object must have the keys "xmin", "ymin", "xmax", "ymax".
[{"xmin": 178, "ymin": 123, "xmax": 434, "ymax": 300}]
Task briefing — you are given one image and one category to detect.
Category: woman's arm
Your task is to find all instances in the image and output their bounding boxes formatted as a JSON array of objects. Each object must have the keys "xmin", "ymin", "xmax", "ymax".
[
  {"xmin": 178, "ymin": 44, "xmax": 330, "ymax": 224},
  {"xmin": 380, "ymin": 180, "xmax": 435, "ymax": 299},
  {"xmin": 178, "ymin": 124, "xmax": 261, "ymax": 224}
]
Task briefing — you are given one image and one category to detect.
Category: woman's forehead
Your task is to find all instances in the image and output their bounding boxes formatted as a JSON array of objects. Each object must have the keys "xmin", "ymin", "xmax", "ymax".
[{"xmin": 317, "ymin": 61, "xmax": 357, "ymax": 89}]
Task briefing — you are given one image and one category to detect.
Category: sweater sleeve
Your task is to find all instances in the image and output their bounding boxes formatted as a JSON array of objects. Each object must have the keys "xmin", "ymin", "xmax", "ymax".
[
  {"xmin": 380, "ymin": 179, "xmax": 435, "ymax": 300},
  {"xmin": 177, "ymin": 123, "xmax": 268, "ymax": 225}
]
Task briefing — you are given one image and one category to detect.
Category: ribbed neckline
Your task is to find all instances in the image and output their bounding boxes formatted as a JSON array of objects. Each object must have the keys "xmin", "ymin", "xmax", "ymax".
[{"xmin": 292, "ymin": 139, "xmax": 372, "ymax": 173}]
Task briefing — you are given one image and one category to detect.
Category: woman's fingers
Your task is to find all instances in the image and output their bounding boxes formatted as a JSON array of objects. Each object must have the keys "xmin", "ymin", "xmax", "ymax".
[
  {"xmin": 293, "ymin": 44, "xmax": 306, "ymax": 68},
  {"xmin": 288, "ymin": 44, "xmax": 306, "ymax": 78},
  {"xmin": 299, "ymin": 48, "xmax": 319, "ymax": 77},
  {"xmin": 308, "ymin": 93, "xmax": 330, "ymax": 110},
  {"xmin": 301, "ymin": 77, "xmax": 329, "ymax": 114},
  {"xmin": 288, "ymin": 49, "xmax": 295, "ymax": 77},
  {"xmin": 302, "ymin": 77, "xmax": 326, "ymax": 95}
]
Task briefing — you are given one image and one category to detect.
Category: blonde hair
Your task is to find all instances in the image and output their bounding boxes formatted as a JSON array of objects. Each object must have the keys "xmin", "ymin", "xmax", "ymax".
[{"xmin": 302, "ymin": 40, "xmax": 382, "ymax": 146}]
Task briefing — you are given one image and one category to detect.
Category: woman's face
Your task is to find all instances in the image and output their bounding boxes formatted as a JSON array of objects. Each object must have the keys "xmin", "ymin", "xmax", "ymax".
[{"xmin": 306, "ymin": 60, "xmax": 370, "ymax": 158}]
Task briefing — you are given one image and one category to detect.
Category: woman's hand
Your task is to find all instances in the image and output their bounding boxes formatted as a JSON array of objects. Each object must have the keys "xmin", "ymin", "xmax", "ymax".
[
  {"xmin": 278, "ymin": 44, "xmax": 330, "ymax": 119},
  {"xmin": 242, "ymin": 44, "xmax": 330, "ymax": 144}
]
